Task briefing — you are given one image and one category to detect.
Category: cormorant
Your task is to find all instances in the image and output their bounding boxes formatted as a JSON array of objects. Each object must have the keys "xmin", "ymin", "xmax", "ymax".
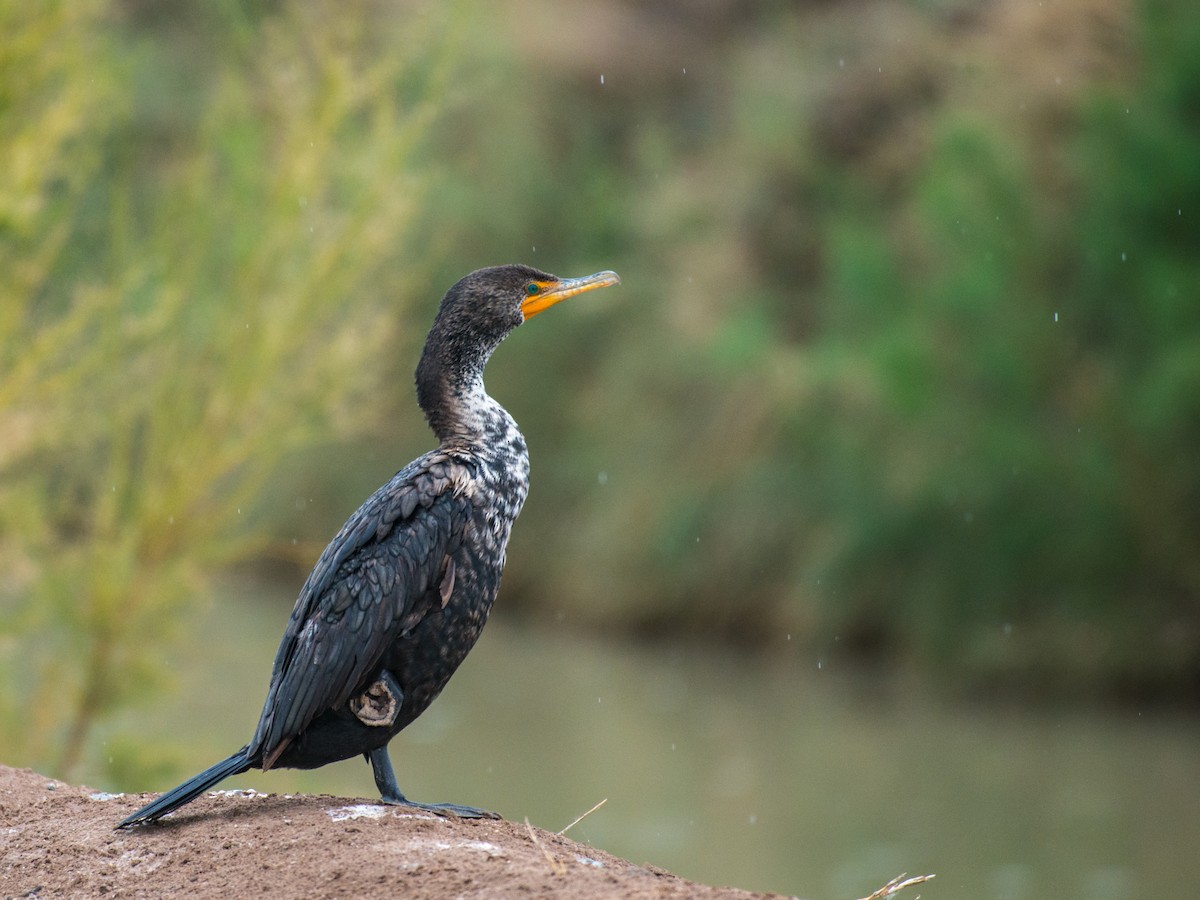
[{"xmin": 118, "ymin": 264, "xmax": 620, "ymax": 827}]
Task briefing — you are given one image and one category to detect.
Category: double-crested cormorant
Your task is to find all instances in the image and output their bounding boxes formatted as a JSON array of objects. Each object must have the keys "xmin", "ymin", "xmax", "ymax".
[{"xmin": 118, "ymin": 264, "xmax": 620, "ymax": 827}]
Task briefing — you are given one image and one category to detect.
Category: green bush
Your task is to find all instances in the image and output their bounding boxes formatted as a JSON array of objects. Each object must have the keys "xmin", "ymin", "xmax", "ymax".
[
  {"xmin": 424, "ymin": 0, "xmax": 1200, "ymax": 697},
  {"xmin": 0, "ymin": 0, "xmax": 458, "ymax": 778}
]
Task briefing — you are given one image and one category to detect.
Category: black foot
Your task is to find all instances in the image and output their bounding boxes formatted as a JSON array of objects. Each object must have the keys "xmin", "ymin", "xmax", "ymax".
[
  {"xmin": 367, "ymin": 745, "xmax": 498, "ymax": 820},
  {"xmin": 381, "ymin": 795, "xmax": 499, "ymax": 820}
]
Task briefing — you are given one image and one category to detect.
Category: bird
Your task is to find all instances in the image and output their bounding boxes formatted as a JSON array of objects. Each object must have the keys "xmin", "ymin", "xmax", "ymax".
[{"xmin": 117, "ymin": 264, "xmax": 620, "ymax": 827}]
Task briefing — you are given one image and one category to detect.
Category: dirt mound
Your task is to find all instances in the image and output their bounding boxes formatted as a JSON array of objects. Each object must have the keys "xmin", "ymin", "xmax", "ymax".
[{"xmin": 0, "ymin": 765, "xmax": 782, "ymax": 899}]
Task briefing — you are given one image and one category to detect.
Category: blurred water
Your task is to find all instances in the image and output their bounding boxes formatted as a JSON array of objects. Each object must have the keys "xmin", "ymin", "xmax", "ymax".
[{"xmin": 102, "ymin": 582, "xmax": 1200, "ymax": 899}]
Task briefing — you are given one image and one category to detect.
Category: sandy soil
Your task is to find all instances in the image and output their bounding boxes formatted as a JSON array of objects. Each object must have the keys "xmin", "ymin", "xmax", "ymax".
[{"xmin": 0, "ymin": 765, "xmax": 788, "ymax": 899}]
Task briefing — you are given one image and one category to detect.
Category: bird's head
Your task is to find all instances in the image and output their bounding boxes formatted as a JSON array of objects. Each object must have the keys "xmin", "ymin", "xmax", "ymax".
[
  {"xmin": 436, "ymin": 264, "xmax": 621, "ymax": 345},
  {"xmin": 417, "ymin": 265, "xmax": 621, "ymax": 436}
]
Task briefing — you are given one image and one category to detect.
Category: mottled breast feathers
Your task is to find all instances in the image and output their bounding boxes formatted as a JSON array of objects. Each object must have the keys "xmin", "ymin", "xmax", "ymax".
[{"xmin": 250, "ymin": 450, "xmax": 479, "ymax": 766}]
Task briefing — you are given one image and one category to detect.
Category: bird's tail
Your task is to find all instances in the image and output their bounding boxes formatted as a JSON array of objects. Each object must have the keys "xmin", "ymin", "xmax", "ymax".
[{"xmin": 117, "ymin": 746, "xmax": 255, "ymax": 828}]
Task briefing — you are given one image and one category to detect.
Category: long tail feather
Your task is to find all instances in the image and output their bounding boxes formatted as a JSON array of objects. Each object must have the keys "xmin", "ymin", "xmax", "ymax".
[{"xmin": 117, "ymin": 747, "xmax": 254, "ymax": 828}]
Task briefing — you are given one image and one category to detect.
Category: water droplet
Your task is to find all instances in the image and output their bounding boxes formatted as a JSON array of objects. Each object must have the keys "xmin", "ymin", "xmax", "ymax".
[
  {"xmin": 1053, "ymin": 312, "xmax": 1059, "ymax": 323},
  {"xmin": 599, "ymin": 73, "xmax": 605, "ymax": 85},
  {"xmin": 748, "ymin": 815, "xmax": 757, "ymax": 825},
  {"xmin": 597, "ymin": 471, "xmax": 608, "ymax": 486},
  {"xmin": 1120, "ymin": 251, "xmax": 1127, "ymax": 262}
]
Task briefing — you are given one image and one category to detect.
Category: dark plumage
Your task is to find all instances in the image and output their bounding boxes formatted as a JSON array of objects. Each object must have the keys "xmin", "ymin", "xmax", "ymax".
[{"xmin": 118, "ymin": 264, "xmax": 619, "ymax": 827}]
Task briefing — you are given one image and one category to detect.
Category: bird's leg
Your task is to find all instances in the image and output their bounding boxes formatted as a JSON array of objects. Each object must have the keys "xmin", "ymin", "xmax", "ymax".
[{"xmin": 368, "ymin": 746, "xmax": 498, "ymax": 820}]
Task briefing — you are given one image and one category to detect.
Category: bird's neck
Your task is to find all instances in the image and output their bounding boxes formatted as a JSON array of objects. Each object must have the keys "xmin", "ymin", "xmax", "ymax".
[
  {"xmin": 416, "ymin": 341, "xmax": 518, "ymax": 451},
  {"xmin": 435, "ymin": 377, "xmax": 514, "ymax": 449}
]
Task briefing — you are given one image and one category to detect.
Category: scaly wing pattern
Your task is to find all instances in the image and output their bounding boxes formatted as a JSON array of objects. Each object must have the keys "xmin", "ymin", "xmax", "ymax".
[{"xmin": 250, "ymin": 454, "xmax": 476, "ymax": 767}]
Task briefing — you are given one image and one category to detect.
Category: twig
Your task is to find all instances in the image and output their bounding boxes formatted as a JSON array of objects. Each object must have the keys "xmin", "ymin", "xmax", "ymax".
[
  {"xmin": 558, "ymin": 798, "xmax": 608, "ymax": 836},
  {"xmin": 858, "ymin": 873, "xmax": 936, "ymax": 900},
  {"xmin": 525, "ymin": 816, "xmax": 567, "ymax": 876}
]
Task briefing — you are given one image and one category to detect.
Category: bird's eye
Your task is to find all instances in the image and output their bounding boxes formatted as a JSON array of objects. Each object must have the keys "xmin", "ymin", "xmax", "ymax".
[{"xmin": 525, "ymin": 282, "xmax": 540, "ymax": 296}]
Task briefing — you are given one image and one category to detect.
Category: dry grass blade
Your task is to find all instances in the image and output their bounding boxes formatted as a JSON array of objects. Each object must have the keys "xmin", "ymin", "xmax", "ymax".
[
  {"xmin": 858, "ymin": 872, "xmax": 936, "ymax": 900},
  {"xmin": 558, "ymin": 797, "xmax": 608, "ymax": 835},
  {"xmin": 525, "ymin": 816, "xmax": 567, "ymax": 876}
]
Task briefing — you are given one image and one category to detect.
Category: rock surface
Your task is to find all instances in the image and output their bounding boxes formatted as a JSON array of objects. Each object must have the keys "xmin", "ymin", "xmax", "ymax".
[{"xmin": 0, "ymin": 765, "xmax": 786, "ymax": 899}]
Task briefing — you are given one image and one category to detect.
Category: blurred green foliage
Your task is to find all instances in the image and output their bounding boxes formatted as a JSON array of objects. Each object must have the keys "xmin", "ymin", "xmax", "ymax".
[
  {"xmin": 1, "ymin": 0, "xmax": 1197, "ymax": 784},
  {"xmin": 421, "ymin": 0, "xmax": 1199, "ymax": 699},
  {"xmin": 0, "ymin": 0, "xmax": 459, "ymax": 776}
]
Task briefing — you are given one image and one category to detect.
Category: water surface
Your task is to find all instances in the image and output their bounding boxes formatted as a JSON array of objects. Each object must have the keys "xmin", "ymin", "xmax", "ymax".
[{"xmin": 102, "ymin": 582, "xmax": 1200, "ymax": 899}]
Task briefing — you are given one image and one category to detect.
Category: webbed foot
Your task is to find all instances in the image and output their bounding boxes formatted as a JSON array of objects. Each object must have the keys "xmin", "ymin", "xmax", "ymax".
[
  {"xmin": 367, "ymin": 745, "xmax": 498, "ymax": 820},
  {"xmin": 381, "ymin": 795, "xmax": 499, "ymax": 820}
]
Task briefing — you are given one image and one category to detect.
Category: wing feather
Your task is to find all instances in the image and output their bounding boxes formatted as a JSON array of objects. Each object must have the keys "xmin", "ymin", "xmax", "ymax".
[{"xmin": 252, "ymin": 453, "xmax": 474, "ymax": 763}]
